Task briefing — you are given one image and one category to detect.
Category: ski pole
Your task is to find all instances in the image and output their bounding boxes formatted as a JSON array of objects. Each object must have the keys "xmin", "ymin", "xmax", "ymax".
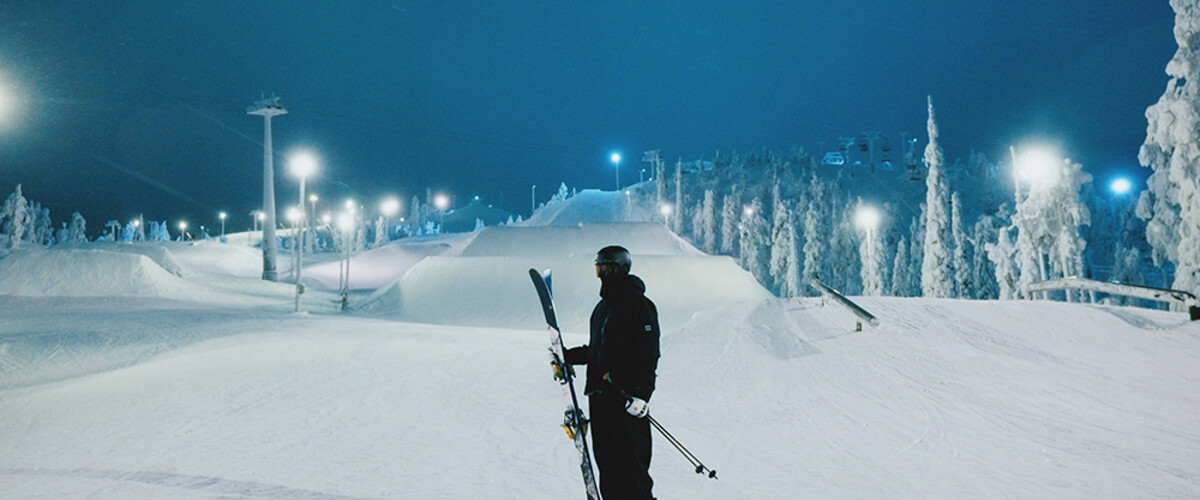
[
  {"xmin": 601, "ymin": 373, "xmax": 717, "ymax": 479},
  {"xmin": 647, "ymin": 414, "xmax": 718, "ymax": 479}
]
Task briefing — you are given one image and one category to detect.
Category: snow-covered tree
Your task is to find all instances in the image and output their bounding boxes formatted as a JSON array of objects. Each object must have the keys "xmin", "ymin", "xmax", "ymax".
[
  {"xmin": 891, "ymin": 235, "xmax": 911, "ymax": 296},
  {"xmin": 858, "ymin": 200, "xmax": 886, "ymax": 296},
  {"xmin": 739, "ymin": 196, "xmax": 768, "ymax": 285},
  {"xmin": 1138, "ymin": 0, "xmax": 1200, "ymax": 296},
  {"xmin": 801, "ymin": 199, "xmax": 826, "ymax": 288},
  {"xmin": 971, "ymin": 213, "xmax": 1002, "ymax": 299},
  {"xmin": 720, "ymin": 190, "xmax": 740, "ymax": 256},
  {"xmin": 2, "ymin": 184, "xmax": 30, "ymax": 249},
  {"xmin": 473, "ymin": 218, "xmax": 485, "ymax": 232},
  {"xmin": 374, "ymin": 216, "xmax": 388, "ymax": 248},
  {"xmin": 921, "ymin": 96, "xmax": 953, "ymax": 297},
  {"xmin": 950, "ymin": 193, "xmax": 972, "ymax": 298},
  {"xmin": 673, "ymin": 160, "xmax": 684, "ymax": 234},
  {"xmin": 769, "ymin": 192, "xmax": 799, "ymax": 296},
  {"xmin": 30, "ymin": 203, "xmax": 51, "ymax": 246},
  {"xmin": 410, "ymin": 195, "xmax": 423, "ymax": 232},
  {"xmin": 987, "ymin": 226, "xmax": 1019, "ymax": 300},
  {"xmin": 694, "ymin": 189, "xmax": 717, "ymax": 253}
]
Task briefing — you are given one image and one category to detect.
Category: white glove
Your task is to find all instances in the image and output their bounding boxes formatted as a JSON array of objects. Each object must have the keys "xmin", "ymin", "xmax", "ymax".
[{"xmin": 625, "ymin": 397, "xmax": 649, "ymax": 418}]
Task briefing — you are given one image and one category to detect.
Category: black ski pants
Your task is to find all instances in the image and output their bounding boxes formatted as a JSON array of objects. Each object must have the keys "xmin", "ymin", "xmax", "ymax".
[{"xmin": 590, "ymin": 392, "xmax": 654, "ymax": 500}]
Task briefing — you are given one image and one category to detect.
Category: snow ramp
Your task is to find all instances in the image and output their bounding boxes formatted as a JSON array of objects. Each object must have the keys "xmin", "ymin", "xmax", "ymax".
[
  {"xmin": 522, "ymin": 189, "xmax": 632, "ymax": 226},
  {"xmin": 0, "ymin": 249, "xmax": 190, "ymax": 298},
  {"xmin": 458, "ymin": 223, "xmax": 703, "ymax": 259},
  {"xmin": 363, "ymin": 254, "xmax": 771, "ymax": 331}
]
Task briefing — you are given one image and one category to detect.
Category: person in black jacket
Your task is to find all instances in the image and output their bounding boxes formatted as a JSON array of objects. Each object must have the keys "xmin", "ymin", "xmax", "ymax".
[{"xmin": 565, "ymin": 245, "xmax": 661, "ymax": 500}]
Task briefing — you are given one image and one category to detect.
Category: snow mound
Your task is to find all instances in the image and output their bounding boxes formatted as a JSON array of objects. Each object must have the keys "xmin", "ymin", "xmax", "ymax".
[
  {"xmin": 304, "ymin": 233, "xmax": 479, "ymax": 291},
  {"xmin": 459, "ymin": 223, "xmax": 703, "ymax": 258},
  {"xmin": 0, "ymin": 249, "xmax": 190, "ymax": 297},
  {"xmin": 165, "ymin": 240, "xmax": 263, "ymax": 278},
  {"xmin": 364, "ymin": 254, "xmax": 771, "ymax": 331},
  {"xmin": 75, "ymin": 242, "xmax": 185, "ymax": 276}
]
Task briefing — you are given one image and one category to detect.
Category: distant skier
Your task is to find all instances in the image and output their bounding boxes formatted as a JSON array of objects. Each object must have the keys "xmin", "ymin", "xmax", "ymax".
[{"xmin": 565, "ymin": 245, "xmax": 661, "ymax": 500}]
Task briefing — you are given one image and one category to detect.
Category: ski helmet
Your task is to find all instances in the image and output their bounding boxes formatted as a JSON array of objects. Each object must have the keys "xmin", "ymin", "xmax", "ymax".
[{"xmin": 595, "ymin": 245, "xmax": 632, "ymax": 275}]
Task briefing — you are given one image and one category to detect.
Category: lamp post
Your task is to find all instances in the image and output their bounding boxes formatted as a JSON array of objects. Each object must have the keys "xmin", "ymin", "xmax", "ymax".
[
  {"xmin": 337, "ymin": 211, "xmax": 354, "ymax": 311},
  {"xmin": 381, "ymin": 197, "xmax": 400, "ymax": 241},
  {"xmin": 219, "ymin": 212, "xmax": 227, "ymax": 238},
  {"xmin": 531, "ymin": 185, "xmax": 536, "ymax": 216},
  {"xmin": 178, "ymin": 221, "xmax": 188, "ymax": 241},
  {"xmin": 611, "ymin": 153, "xmax": 621, "ymax": 191},
  {"xmin": 290, "ymin": 152, "xmax": 317, "ymax": 312},
  {"xmin": 855, "ymin": 205, "xmax": 882, "ymax": 296}
]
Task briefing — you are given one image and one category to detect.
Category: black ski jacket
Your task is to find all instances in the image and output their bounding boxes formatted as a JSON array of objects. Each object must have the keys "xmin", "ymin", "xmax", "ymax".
[{"xmin": 565, "ymin": 274, "xmax": 661, "ymax": 401}]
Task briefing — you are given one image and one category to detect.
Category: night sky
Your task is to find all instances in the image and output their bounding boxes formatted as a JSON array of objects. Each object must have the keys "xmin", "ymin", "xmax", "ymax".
[{"xmin": 0, "ymin": 1, "xmax": 1176, "ymax": 233}]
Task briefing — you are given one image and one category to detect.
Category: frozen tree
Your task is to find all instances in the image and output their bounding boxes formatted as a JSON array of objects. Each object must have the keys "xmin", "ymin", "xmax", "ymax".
[
  {"xmin": 473, "ymin": 218, "xmax": 485, "ymax": 232},
  {"xmin": 921, "ymin": 96, "xmax": 953, "ymax": 297},
  {"xmin": 2, "ymin": 184, "xmax": 30, "ymax": 249},
  {"xmin": 121, "ymin": 221, "xmax": 139, "ymax": 242},
  {"xmin": 1138, "ymin": 0, "xmax": 1200, "ymax": 296},
  {"xmin": 987, "ymin": 226, "xmax": 1019, "ymax": 300},
  {"xmin": 950, "ymin": 193, "xmax": 972, "ymax": 298},
  {"xmin": 693, "ymin": 189, "xmax": 717, "ymax": 253},
  {"xmin": 55, "ymin": 223, "xmax": 69, "ymax": 245},
  {"xmin": 739, "ymin": 196, "xmax": 768, "ymax": 285},
  {"xmin": 857, "ymin": 200, "xmax": 886, "ymax": 296},
  {"xmin": 829, "ymin": 195, "xmax": 861, "ymax": 294},
  {"xmin": 374, "ymin": 216, "xmax": 388, "ymax": 248},
  {"xmin": 410, "ymin": 195, "xmax": 423, "ymax": 232},
  {"xmin": 720, "ymin": 191, "xmax": 740, "ymax": 256},
  {"xmin": 801, "ymin": 199, "xmax": 826, "ymax": 287},
  {"xmin": 27, "ymin": 203, "xmax": 51, "ymax": 246},
  {"xmin": 891, "ymin": 235, "xmax": 911, "ymax": 296},
  {"xmin": 971, "ymin": 214, "xmax": 1002, "ymax": 299},
  {"xmin": 769, "ymin": 194, "xmax": 799, "ymax": 296},
  {"xmin": 1012, "ymin": 156, "xmax": 1092, "ymax": 300},
  {"xmin": 673, "ymin": 160, "xmax": 685, "ymax": 234}
]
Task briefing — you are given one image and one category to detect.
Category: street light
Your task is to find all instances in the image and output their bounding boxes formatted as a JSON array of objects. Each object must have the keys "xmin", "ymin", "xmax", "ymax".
[
  {"xmin": 659, "ymin": 203, "xmax": 672, "ymax": 225},
  {"xmin": 178, "ymin": 221, "xmax": 188, "ymax": 241},
  {"xmin": 219, "ymin": 212, "xmax": 227, "ymax": 238},
  {"xmin": 855, "ymin": 205, "xmax": 881, "ymax": 230},
  {"xmin": 1110, "ymin": 178, "xmax": 1132, "ymax": 195},
  {"xmin": 381, "ymin": 197, "xmax": 400, "ymax": 242},
  {"xmin": 336, "ymin": 211, "xmax": 354, "ymax": 311},
  {"xmin": 611, "ymin": 153, "xmax": 621, "ymax": 190},
  {"xmin": 289, "ymin": 152, "xmax": 318, "ymax": 312}
]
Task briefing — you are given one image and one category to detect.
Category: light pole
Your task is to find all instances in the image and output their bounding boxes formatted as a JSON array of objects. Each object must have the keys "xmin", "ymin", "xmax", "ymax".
[
  {"xmin": 290, "ymin": 152, "xmax": 317, "ymax": 312},
  {"xmin": 660, "ymin": 203, "xmax": 672, "ymax": 226},
  {"xmin": 247, "ymin": 95, "xmax": 287, "ymax": 281},
  {"xmin": 178, "ymin": 221, "xmax": 188, "ymax": 241},
  {"xmin": 219, "ymin": 212, "xmax": 227, "ymax": 238},
  {"xmin": 611, "ymin": 153, "xmax": 621, "ymax": 191},
  {"xmin": 381, "ymin": 197, "xmax": 400, "ymax": 241},
  {"xmin": 531, "ymin": 184, "xmax": 536, "ymax": 216},
  {"xmin": 337, "ymin": 211, "xmax": 354, "ymax": 311}
]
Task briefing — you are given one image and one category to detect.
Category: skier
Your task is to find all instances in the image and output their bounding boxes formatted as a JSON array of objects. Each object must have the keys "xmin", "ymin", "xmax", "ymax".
[{"xmin": 565, "ymin": 245, "xmax": 661, "ymax": 500}]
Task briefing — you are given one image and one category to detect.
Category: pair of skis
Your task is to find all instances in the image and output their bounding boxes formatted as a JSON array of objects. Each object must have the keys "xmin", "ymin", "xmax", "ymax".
[{"xmin": 529, "ymin": 268, "xmax": 601, "ymax": 500}]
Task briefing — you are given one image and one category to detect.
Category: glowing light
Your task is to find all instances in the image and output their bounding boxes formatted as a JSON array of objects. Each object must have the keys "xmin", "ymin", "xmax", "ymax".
[
  {"xmin": 287, "ymin": 206, "xmax": 301, "ymax": 222},
  {"xmin": 178, "ymin": 221, "xmax": 187, "ymax": 231},
  {"xmin": 743, "ymin": 206, "xmax": 756, "ymax": 217},
  {"xmin": 1110, "ymin": 178, "xmax": 1132, "ymax": 195},
  {"xmin": 611, "ymin": 153, "xmax": 621, "ymax": 164},
  {"xmin": 856, "ymin": 206, "xmax": 881, "ymax": 230},
  {"xmin": 219, "ymin": 212, "xmax": 227, "ymax": 220},
  {"xmin": 289, "ymin": 151, "xmax": 318, "ymax": 178},
  {"xmin": 660, "ymin": 204, "xmax": 672, "ymax": 216},
  {"xmin": 1017, "ymin": 148, "xmax": 1061, "ymax": 184},
  {"xmin": 381, "ymin": 198, "xmax": 400, "ymax": 216},
  {"xmin": 433, "ymin": 194, "xmax": 450, "ymax": 210},
  {"xmin": 336, "ymin": 212, "xmax": 354, "ymax": 231}
]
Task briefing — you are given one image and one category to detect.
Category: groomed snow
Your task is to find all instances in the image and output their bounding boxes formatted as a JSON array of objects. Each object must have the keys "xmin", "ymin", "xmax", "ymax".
[{"xmin": 2, "ymin": 194, "xmax": 1200, "ymax": 499}]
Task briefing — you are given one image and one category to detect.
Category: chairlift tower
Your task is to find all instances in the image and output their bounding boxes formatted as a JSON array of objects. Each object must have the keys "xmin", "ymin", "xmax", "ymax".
[
  {"xmin": 248, "ymin": 95, "xmax": 287, "ymax": 281},
  {"xmin": 862, "ymin": 131, "xmax": 882, "ymax": 173}
]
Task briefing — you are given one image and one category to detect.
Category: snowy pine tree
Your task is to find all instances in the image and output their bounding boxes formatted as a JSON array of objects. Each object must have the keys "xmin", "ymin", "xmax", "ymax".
[
  {"xmin": 802, "ymin": 199, "xmax": 826, "ymax": 288},
  {"xmin": 858, "ymin": 200, "xmax": 886, "ymax": 296},
  {"xmin": 1138, "ymin": 0, "xmax": 1200, "ymax": 296},
  {"xmin": 769, "ymin": 193, "xmax": 799, "ymax": 296},
  {"xmin": 971, "ymin": 214, "xmax": 1002, "ymax": 299},
  {"xmin": 698, "ymin": 189, "xmax": 717, "ymax": 253},
  {"xmin": 921, "ymin": 96, "xmax": 954, "ymax": 297},
  {"xmin": 950, "ymin": 193, "xmax": 972, "ymax": 298},
  {"xmin": 891, "ymin": 236, "xmax": 911, "ymax": 297},
  {"xmin": 988, "ymin": 226, "xmax": 1019, "ymax": 300},
  {"xmin": 374, "ymin": 216, "xmax": 388, "ymax": 249},
  {"xmin": 2, "ymin": 184, "xmax": 30, "ymax": 249},
  {"xmin": 720, "ymin": 190, "xmax": 740, "ymax": 256},
  {"xmin": 739, "ymin": 196, "xmax": 768, "ymax": 286}
]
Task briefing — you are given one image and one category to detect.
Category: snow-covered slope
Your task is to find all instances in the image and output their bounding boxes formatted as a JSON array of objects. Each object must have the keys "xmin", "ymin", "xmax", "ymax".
[
  {"xmin": 2, "ymin": 189, "xmax": 1200, "ymax": 499},
  {"xmin": 2, "ymin": 291, "xmax": 1198, "ymax": 498}
]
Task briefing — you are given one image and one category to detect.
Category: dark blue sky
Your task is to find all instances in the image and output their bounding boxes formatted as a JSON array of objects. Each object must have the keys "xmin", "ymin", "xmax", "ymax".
[{"xmin": 0, "ymin": 1, "xmax": 1176, "ymax": 232}]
